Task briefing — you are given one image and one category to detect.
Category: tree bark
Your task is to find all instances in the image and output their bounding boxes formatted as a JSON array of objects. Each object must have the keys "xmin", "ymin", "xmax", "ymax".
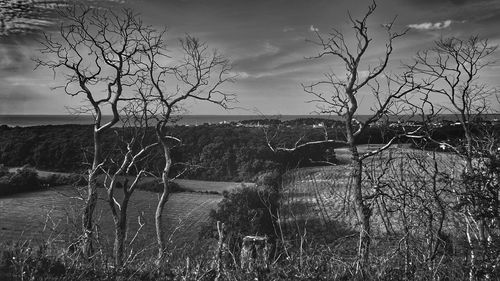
[
  {"xmin": 156, "ymin": 138, "xmax": 173, "ymax": 265},
  {"xmin": 82, "ymin": 184, "xmax": 97, "ymax": 257},
  {"xmin": 114, "ymin": 197, "xmax": 129, "ymax": 268},
  {"xmin": 346, "ymin": 120, "xmax": 371, "ymax": 274},
  {"xmin": 352, "ymin": 148, "xmax": 371, "ymax": 273},
  {"xmin": 81, "ymin": 129, "xmax": 102, "ymax": 257}
]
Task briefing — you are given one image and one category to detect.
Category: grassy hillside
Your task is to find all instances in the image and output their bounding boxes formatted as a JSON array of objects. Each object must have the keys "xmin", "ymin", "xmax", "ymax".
[{"xmin": 280, "ymin": 147, "xmax": 464, "ymax": 241}]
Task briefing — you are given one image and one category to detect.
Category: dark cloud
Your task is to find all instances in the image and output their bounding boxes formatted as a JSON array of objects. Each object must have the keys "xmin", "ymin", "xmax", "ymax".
[
  {"xmin": 0, "ymin": 0, "xmax": 128, "ymax": 38},
  {"xmin": 0, "ymin": 0, "xmax": 63, "ymax": 37}
]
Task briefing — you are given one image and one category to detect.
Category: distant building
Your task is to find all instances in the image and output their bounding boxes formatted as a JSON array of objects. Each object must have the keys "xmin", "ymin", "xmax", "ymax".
[{"xmin": 312, "ymin": 122, "xmax": 325, "ymax": 128}]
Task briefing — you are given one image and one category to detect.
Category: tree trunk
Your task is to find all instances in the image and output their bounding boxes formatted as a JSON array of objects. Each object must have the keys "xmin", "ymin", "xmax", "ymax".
[
  {"xmin": 82, "ymin": 185, "xmax": 97, "ymax": 257},
  {"xmin": 114, "ymin": 200, "xmax": 129, "ymax": 268},
  {"xmin": 114, "ymin": 220, "xmax": 126, "ymax": 267},
  {"xmin": 81, "ymin": 130, "xmax": 102, "ymax": 257},
  {"xmin": 156, "ymin": 140, "xmax": 172, "ymax": 265},
  {"xmin": 466, "ymin": 221, "xmax": 476, "ymax": 281},
  {"xmin": 350, "ymin": 142, "xmax": 371, "ymax": 274}
]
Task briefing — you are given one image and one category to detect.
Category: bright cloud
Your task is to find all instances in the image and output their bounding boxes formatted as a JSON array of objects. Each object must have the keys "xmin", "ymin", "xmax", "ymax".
[
  {"xmin": 263, "ymin": 42, "xmax": 280, "ymax": 56},
  {"xmin": 229, "ymin": 71, "xmax": 251, "ymax": 79},
  {"xmin": 408, "ymin": 20, "xmax": 453, "ymax": 30}
]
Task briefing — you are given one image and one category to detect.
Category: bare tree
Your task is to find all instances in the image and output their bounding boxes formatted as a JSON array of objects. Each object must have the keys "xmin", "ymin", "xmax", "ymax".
[
  {"xmin": 411, "ymin": 36, "xmax": 499, "ymax": 280},
  {"xmin": 35, "ymin": 5, "xmax": 162, "ymax": 257},
  {"xmin": 377, "ymin": 147, "xmax": 457, "ymax": 279},
  {"xmin": 101, "ymin": 91, "xmax": 157, "ymax": 268},
  {"xmin": 412, "ymin": 36, "xmax": 497, "ymax": 169},
  {"xmin": 139, "ymin": 34, "xmax": 235, "ymax": 265},
  {"xmin": 267, "ymin": 1, "xmax": 420, "ymax": 273}
]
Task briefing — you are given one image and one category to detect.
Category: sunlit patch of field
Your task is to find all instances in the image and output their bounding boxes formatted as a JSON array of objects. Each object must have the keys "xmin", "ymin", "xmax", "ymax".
[
  {"xmin": 7, "ymin": 167, "xmax": 252, "ymax": 194},
  {"xmin": 0, "ymin": 186, "xmax": 223, "ymax": 257},
  {"xmin": 280, "ymin": 146, "xmax": 466, "ymax": 241},
  {"xmin": 8, "ymin": 167, "xmax": 69, "ymax": 178},
  {"xmin": 174, "ymin": 179, "xmax": 254, "ymax": 193},
  {"xmin": 101, "ymin": 175, "xmax": 252, "ymax": 194},
  {"xmin": 280, "ymin": 165, "xmax": 354, "ymax": 241}
]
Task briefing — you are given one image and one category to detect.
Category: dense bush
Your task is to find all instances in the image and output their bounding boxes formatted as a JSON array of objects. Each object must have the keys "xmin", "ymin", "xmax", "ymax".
[
  {"xmin": 0, "ymin": 122, "xmax": 395, "ymax": 182},
  {"xmin": 0, "ymin": 164, "xmax": 8, "ymax": 177},
  {"xmin": 201, "ymin": 172, "xmax": 281, "ymax": 259},
  {"xmin": 0, "ymin": 165, "xmax": 89, "ymax": 197},
  {"xmin": 204, "ymin": 186, "xmax": 279, "ymax": 238},
  {"xmin": 0, "ymin": 120, "xmax": 475, "ymax": 182},
  {"xmin": 0, "ymin": 166, "xmax": 41, "ymax": 196},
  {"xmin": 0, "ymin": 125, "xmax": 94, "ymax": 172}
]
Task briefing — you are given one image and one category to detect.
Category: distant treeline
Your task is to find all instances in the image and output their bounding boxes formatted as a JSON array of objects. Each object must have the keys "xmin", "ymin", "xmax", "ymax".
[{"xmin": 0, "ymin": 120, "xmax": 471, "ymax": 181}]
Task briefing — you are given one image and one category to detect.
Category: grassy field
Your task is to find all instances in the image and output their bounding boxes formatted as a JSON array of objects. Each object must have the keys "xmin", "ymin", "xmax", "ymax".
[
  {"xmin": 1, "ymin": 167, "xmax": 251, "ymax": 258},
  {"xmin": 2, "ymin": 146, "xmax": 464, "ymax": 257},
  {"xmin": 175, "ymin": 179, "xmax": 254, "ymax": 193},
  {"xmin": 279, "ymin": 146, "xmax": 464, "ymax": 241},
  {"xmin": 8, "ymin": 167, "xmax": 70, "ymax": 178},
  {"xmin": 0, "ymin": 185, "xmax": 225, "ymax": 258},
  {"xmin": 7, "ymin": 167, "xmax": 254, "ymax": 194}
]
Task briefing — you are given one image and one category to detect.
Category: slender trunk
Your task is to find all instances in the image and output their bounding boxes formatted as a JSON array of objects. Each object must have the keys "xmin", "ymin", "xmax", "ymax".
[
  {"xmin": 426, "ymin": 212, "xmax": 435, "ymax": 272},
  {"xmin": 404, "ymin": 225, "xmax": 411, "ymax": 280},
  {"xmin": 344, "ymin": 112, "xmax": 371, "ymax": 274},
  {"xmin": 460, "ymin": 115, "xmax": 484, "ymax": 280},
  {"xmin": 114, "ymin": 221, "xmax": 125, "ymax": 267},
  {"xmin": 114, "ymin": 197, "xmax": 129, "ymax": 268},
  {"xmin": 214, "ymin": 221, "xmax": 225, "ymax": 281},
  {"xmin": 82, "ymin": 129, "xmax": 102, "ymax": 257},
  {"xmin": 156, "ymin": 139, "xmax": 172, "ymax": 265},
  {"xmin": 82, "ymin": 184, "xmax": 97, "ymax": 257},
  {"xmin": 349, "ymin": 142, "xmax": 371, "ymax": 273},
  {"xmin": 466, "ymin": 220, "xmax": 476, "ymax": 281},
  {"xmin": 400, "ymin": 193, "xmax": 411, "ymax": 280},
  {"xmin": 460, "ymin": 115, "xmax": 474, "ymax": 173}
]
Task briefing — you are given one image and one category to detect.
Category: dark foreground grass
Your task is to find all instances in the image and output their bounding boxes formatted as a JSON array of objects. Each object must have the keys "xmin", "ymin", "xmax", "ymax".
[
  {"xmin": 0, "ymin": 234, "xmax": 472, "ymax": 281},
  {"xmin": 0, "ymin": 186, "xmax": 222, "ymax": 258}
]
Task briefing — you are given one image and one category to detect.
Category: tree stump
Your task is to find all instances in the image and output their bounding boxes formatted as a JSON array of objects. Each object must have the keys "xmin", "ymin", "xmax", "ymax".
[{"xmin": 240, "ymin": 236, "xmax": 269, "ymax": 272}]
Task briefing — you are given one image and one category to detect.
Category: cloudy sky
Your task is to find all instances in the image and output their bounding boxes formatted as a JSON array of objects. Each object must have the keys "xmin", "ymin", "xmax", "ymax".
[{"xmin": 1, "ymin": 0, "xmax": 499, "ymax": 115}]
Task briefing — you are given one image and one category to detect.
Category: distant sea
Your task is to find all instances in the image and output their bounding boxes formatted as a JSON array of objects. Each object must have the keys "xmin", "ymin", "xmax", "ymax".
[
  {"xmin": 0, "ymin": 114, "xmax": 498, "ymax": 127},
  {"xmin": 0, "ymin": 115, "xmax": 335, "ymax": 127}
]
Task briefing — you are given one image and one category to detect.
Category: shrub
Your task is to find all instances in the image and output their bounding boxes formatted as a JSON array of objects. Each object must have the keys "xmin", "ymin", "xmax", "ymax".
[
  {"xmin": 0, "ymin": 166, "xmax": 41, "ymax": 196},
  {"xmin": 0, "ymin": 242, "xmax": 66, "ymax": 280},
  {"xmin": 0, "ymin": 164, "xmax": 8, "ymax": 177},
  {"xmin": 201, "ymin": 183, "xmax": 280, "ymax": 259},
  {"xmin": 254, "ymin": 169, "xmax": 282, "ymax": 191},
  {"xmin": 8, "ymin": 165, "xmax": 39, "ymax": 188}
]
